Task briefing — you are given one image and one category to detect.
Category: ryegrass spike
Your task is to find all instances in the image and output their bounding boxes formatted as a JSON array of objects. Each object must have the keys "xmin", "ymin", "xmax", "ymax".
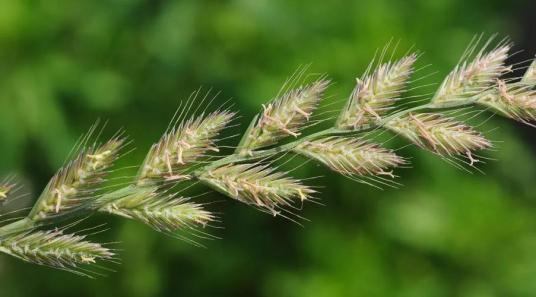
[
  {"xmin": 138, "ymin": 110, "xmax": 235, "ymax": 184},
  {"xmin": 478, "ymin": 80, "xmax": 536, "ymax": 125},
  {"xmin": 337, "ymin": 54, "xmax": 417, "ymax": 129},
  {"xmin": 29, "ymin": 137, "xmax": 126, "ymax": 220},
  {"xmin": 0, "ymin": 230, "xmax": 113, "ymax": 270},
  {"xmin": 2, "ymin": 37, "xmax": 536, "ymax": 276},
  {"xmin": 100, "ymin": 187, "xmax": 214, "ymax": 233},
  {"xmin": 294, "ymin": 137, "xmax": 406, "ymax": 177},
  {"xmin": 198, "ymin": 163, "xmax": 315, "ymax": 215},
  {"xmin": 432, "ymin": 43, "xmax": 511, "ymax": 103},
  {"xmin": 386, "ymin": 113, "xmax": 491, "ymax": 164},
  {"xmin": 238, "ymin": 79, "xmax": 330, "ymax": 154}
]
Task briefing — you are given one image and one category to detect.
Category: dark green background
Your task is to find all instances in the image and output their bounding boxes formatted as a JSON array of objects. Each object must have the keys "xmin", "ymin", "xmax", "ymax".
[{"xmin": 1, "ymin": 0, "xmax": 536, "ymax": 296}]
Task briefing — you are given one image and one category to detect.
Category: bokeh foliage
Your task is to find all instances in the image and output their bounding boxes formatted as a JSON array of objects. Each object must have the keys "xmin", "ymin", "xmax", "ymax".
[{"xmin": 0, "ymin": 0, "xmax": 535, "ymax": 296}]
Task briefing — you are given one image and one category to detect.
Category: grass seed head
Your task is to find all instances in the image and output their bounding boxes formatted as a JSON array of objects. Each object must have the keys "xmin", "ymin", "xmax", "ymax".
[
  {"xmin": 432, "ymin": 44, "xmax": 511, "ymax": 103},
  {"xmin": 295, "ymin": 136, "xmax": 405, "ymax": 177},
  {"xmin": 29, "ymin": 137, "xmax": 125, "ymax": 220},
  {"xmin": 138, "ymin": 110, "xmax": 235, "ymax": 184},
  {"xmin": 198, "ymin": 163, "xmax": 315, "ymax": 215},
  {"xmin": 337, "ymin": 54, "xmax": 417, "ymax": 129},
  {"xmin": 0, "ymin": 230, "xmax": 113, "ymax": 270},
  {"xmin": 1, "ymin": 37, "xmax": 532, "ymax": 275},
  {"xmin": 386, "ymin": 113, "xmax": 491, "ymax": 160},
  {"xmin": 479, "ymin": 80, "xmax": 536, "ymax": 125},
  {"xmin": 238, "ymin": 79, "xmax": 330, "ymax": 154},
  {"xmin": 100, "ymin": 186, "xmax": 214, "ymax": 232}
]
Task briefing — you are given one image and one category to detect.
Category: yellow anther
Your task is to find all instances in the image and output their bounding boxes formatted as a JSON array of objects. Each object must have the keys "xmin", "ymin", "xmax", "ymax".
[
  {"xmin": 297, "ymin": 189, "xmax": 307, "ymax": 201},
  {"xmin": 80, "ymin": 256, "xmax": 96, "ymax": 264}
]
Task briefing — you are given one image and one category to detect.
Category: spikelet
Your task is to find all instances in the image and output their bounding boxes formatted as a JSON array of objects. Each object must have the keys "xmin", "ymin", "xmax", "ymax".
[
  {"xmin": 522, "ymin": 58, "xmax": 536, "ymax": 85},
  {"xmin": 432, "ymin": 44, "xmax": 511, "ymax": 103},
  {"xmin": 337, "ymin": 54, "xmax": 417, "ymax": 129},
  {"xmin": 238, "ymin": 79, "xmax": 330, "ymax": 155},
  {"xmin": 100, "ymin": 187, "xmax": 214, "ymax": 232},
  {"xmin": 138, "ymin": 110, "xmax": 235, "ymax": 184},
  {"xmin": 29, "ymin": 137, "xmax": 125, "ymax": 220},
  {"xmin": 294, "ymin": 137, "xmax": 405, "ymax": 177},
  {"xmin": 198, "ymin": 164, "xmax": 315, "ymax": 215},
  {"xmin": 478, "ymin": 79, "xmax": 536, "ymax": 125},
  {"xmin": 386, "ymin": 113, "xmax": 491, "ymax": 164},
  {"xmin": 0, "ymin": 230, "xmax": 113, "ymax": 270}
]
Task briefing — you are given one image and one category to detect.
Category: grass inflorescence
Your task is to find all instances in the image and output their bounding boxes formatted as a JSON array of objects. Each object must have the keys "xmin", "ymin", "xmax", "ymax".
[{"xmin": 0, "ymin": 36, "xmax": 535, "ymax": 275}]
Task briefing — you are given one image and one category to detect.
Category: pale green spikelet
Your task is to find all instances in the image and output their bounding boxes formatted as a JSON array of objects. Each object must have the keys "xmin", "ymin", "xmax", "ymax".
[
  {"xmin": 29, "ymin": 137, "xmax": 125, "ymax": 220},
  {"xmin": 0, "ymin": 230, "xmax": 113, "ymax": 270},
  {"xmin": 238, "ymin": 79, "xmax": 330, "ymax": 155},
  {"xmin": 432, "ymin": 44, "xmax": 511, "ymax": 103},
  {"xmin": 198, "ymin": 164, "xmax": 315, "ymax": 215},
  {"xmin": 337, "ymin": 54, "xmax": 417, "ymax": 129},
  {"xmin": 478, "ymin": 79, "xmax": 536, "ymax": 125},
  {"xmin": 99, "ymin": 187, "xmax": 214, "ymax": 232},
  {"xmin": 138, "ymin": 110, "xmax": 235, "ymax": 184},
  {"xmin": 294, "ymin": 137, "xmax": 405, "ymax": 177},
  {"xmin": 386, "ymin": 113, "xmax": 491, "ymax": 164}
]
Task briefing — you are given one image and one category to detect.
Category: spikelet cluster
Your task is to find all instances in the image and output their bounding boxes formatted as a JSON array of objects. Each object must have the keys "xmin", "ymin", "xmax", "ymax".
[
  {"xmin": 138, "ymin": 111, "xmax": 234, "ymax": 184},
  {"xmin": 198, "ymin": 164, "xmax": 314, "ymax": 215},
  {"xmin": 337, "ymin": 54, "xmax": 417, "ymax": 129},
  {"xmin": 477, "ymin": 58, "xmax": 536, "ymax": 125},
  {"xmin": 432, "ymin": 44, "xmax": 511, "ymax": 103},
  {"xmin": 294, "ymin": 137, "xmax": 405, "ymax": 177},
  {"xmin": 0, "ymin": 230, "xmax": 113, "ymax": 270},
  {"xmin": 100, "ymin": 186, "xmax": 214, "ymax": 233},
  {"xmin": 238, "ymin": 79, "xmax": 330, "ymax": 155},
  {"xmin": 479, "ymin": 81, "xmax": 536, "ymax": 125},
  {"xmin": 386, "ymin": 113, "xmax": 491, "ymax": 163},
  {"xmin": 29, "ymin": 137, "xmax": 125, "ymax": 220}
]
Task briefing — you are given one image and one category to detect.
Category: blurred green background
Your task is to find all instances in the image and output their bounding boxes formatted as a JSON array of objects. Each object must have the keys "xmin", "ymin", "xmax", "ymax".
[{"xmin": 1, "ymin": 0, "xmax": 536, "ymax": 296}]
